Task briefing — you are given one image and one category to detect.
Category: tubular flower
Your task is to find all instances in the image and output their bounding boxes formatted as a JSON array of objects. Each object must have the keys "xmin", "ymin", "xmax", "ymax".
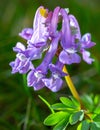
[
  {"xmin": 42, "ymin": 60, "xmax": 67, "ymax": 92},
  {"xmin": 9, "ymin": 42, "xmax": 34, "ymax": 74},
  {"xmin": 27, "ymin": 35, "xmax": 60, "ymax": 90},
  {"xmin": 59, "ymin": 9, "xmax": 81, "ymax": 64},
  {"xmin": 28, "ymin": 6, "xmax": 49, "ymax": 48},
  {"xmin": 10, "ymin": 6, "xmax": 95, "ymax": 92},
  {"xmin": 79, "ymin": 33, "xmax": 96, "ymax": 64},
  {"xmin": 49, "ymin": 6, "xmax": 60, "ymax": 36},
  {"xmin": 19, "ymin": 28, "xmax": 33, "ymax": 40}
]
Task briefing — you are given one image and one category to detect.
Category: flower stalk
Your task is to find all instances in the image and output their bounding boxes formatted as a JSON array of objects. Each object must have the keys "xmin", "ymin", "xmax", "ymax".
[{"xmin": 63, "ymin": 65, "xmax": 81, "ymax": 103}]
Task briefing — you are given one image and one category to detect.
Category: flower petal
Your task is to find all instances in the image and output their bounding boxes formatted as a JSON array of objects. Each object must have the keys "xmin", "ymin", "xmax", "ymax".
[
  {"xmin": 36, "ymin": 35, "xmax": 60, "ymax": 73},
  {"xmin": 28, "ymin": 6, "xmax": 49, "ymax": 47},
  {"xmin": 82, "ymin": 50, "xmax": 94, "ymax": 64},
  {"xmin": 13, "ymin": 42, "xmax": 26, "ymax": 52},
  {"xmin": 42, "ymin": 77, "xmax": 63, "ymax": 92},
  {"xmin": 49, "ymin": 6, "xmax": 60, "ymax": 36},
  {"xmin": 49, "ymin": 63, "xmax": 67, "ymax": 77},
  {"xmin": 27, "ymin": 70, "xmax": 45, "ymax": 90},
  {"xmin": 81, "ymin": 33, "xmax": 96, "ymax": 48},
  {"xmin": 60, "ymin": 9, "xmax": 72, "ymax": 49},
  {"xmin": 59, "ymin": 50, "xmax": 81, "ymax": 64},
  {"xmin": 69, "ymin": 14, "xmax": 81, "ymax": 40},
  {"xmin": 19, "ymin": 28, "xmax": 33, "ymax": 40}
]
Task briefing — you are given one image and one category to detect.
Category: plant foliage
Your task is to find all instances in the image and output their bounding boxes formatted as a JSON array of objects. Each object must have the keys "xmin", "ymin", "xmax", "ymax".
[{"xmin": 41, "ymin": 95, "xmax": 100, "ymax": 130}]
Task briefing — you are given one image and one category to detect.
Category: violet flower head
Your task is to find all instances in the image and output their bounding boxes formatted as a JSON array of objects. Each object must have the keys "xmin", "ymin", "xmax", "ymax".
[
  {"xmin": 10, "ymin": 6, "xmax": 96, "ymax": 92},
  {"xmin": 9, "ymin": 42, "xmax": 34, "ymax": 74},
  {"xmin": 79, "ymin": 33, "xmax": 96, "ymax": 64}
]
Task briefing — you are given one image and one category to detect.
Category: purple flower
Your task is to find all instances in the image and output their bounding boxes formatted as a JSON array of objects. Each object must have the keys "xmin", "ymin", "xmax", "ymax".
[
  {"xmin": 49, "ymin": 7, "xmax": 60, "ymax": 36},
  {"xmin": 10, "ymin": 6, "xmax": 96, "ymax": 92},
  {"xmin": 81, "ymin": 33, "xmax": 96, "ymax": 49},
  {"xmin": 27, "ymin": 35, "xmax": 60, "ymax": 90},
  {"xmin": 24, "ymin": 46, "xmax": 43, "ymax": 60},
  {"xmin": 42, "ymin": 77, "xmax": 63, "ymax": 92},
  {"xmin": 28, "ymin": 6, "xmax": 49, "ymax": 48},
  {"xmin": 60, "ymin": 9, "xmax": 72, "ymax": 49},
  {"xmin": 49, "ymin": 62, "xmax": 66, "ymax": 77},
  {"xmin": 69, "ymin": 14, "xmax": 81, "ymax": 41},
  {"xmin": 42, "ymin": 61, "xmax": 67, "ymax": 92},
  {"xmin": 27, "ymin": 69, "xmax": 45, "ymax": 90},
  {"xmin": 79, "ymin": 33, "xmax": 96, "ymax": 64},
  {"xmin": 59, "ymin": 9, "xmax": 81, "ymax": 64},
  {"xmin": 19, "ymin": 28, "xmax": 33, "ymax": 40},
  {"xmin": 81, "ymin": 50, "xmax": 94, "ymax": 64},
  {"xmin": 9, "ymin": 42, "xmax": 34, "ymax": 74},
  {"xmin": 68, "ymin": 15, "xmax": 95, "ymax": 64},
  {"xmin": 59, "ymin": 50, "xmax": 81, "ymax": 65}
]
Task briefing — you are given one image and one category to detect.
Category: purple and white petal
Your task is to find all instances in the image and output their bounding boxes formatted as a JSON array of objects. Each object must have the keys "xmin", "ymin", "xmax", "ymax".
[
  {"xmin": 49, "ymin": 6, "xmax": 60, "ymax": 36},
  {"xmin": 49, "ymin": 63, "xmax": 67, "ymax": 77},
  {"xmin": 69, "ymin": 14, "xmax": 81, "ymax": 40},
  {"xmin": 42, "ymin": 77, "xmax": 63, "ymax": 92},
  {"xmin": 36, "ymin": 35, "xmax": 60, "ymax": 74},
  {"xmin": 82, "ymin": 50, "xmax": 94, "ymax": 64},
  {"xmin": 13, "ymin": 42, "xmax": 26, "ymax": 53},
  {"xmin": 27, "ymin": 70, "xmax": 45, "ymax": 90},
  {"xmin": 19, "ymin": 28, "xmax": 33, "ymax": 40},
  {"xmin": 28, "ymin": 6, "xmax": 49, "ymax": 47},
  {"xmin": 81, "ymin": 33, "xmax": 96, "ymax": 48},
  {"xmin": 59, "ymin": 50, "xmax": 81, "ymax": 64},
  {"xmin": 24, "ymin": 47, "xmax": 42, "ymax": 60},
  {"xmin": 27, "ymin": 36, "xmax": 60, "ymax": 90},
  {"xmin": 9, "ymin": 59, "xmax": 20, "ymax": 74},
  {"xmin": 10, "ymin": 51, "xmax": 34, "ymax": 74},
  {"xmin": 60, "ymin": 8, "xmax": 72, "ymax": 49}
]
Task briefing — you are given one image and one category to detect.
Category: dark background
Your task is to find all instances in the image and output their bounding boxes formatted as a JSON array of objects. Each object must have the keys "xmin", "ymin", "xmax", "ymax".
[{"xmin": 0, "ymin": 0, "xmax": 100, "ymax": 129}]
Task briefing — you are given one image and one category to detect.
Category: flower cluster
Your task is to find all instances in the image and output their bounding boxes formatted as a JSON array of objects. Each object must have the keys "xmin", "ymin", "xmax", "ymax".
[{"xmin": 10, "ymin": 6, "xmax": 95, "ymax": 92}]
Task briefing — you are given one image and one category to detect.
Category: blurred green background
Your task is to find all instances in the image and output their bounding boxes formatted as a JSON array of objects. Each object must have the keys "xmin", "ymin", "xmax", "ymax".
[{"xmin": 0, "ymin": 0, "xmax": 100, "ymax": 129}]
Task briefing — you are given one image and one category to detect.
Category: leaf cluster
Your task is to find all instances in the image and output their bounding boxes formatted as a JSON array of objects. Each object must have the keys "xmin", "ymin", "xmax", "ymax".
[{"xmin": 40, "ymin": 95, "xmax": 100, "ymax": 130}]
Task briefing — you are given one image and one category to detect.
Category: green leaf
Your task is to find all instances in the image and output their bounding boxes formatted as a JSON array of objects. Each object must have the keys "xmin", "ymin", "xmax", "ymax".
[
  {"xmin": 60, "ymin": 97, "xmax": 76, "ymax": 108},
  {"xmin": 82, "ymin": 95, "xmax": 93, "ymax": 104},
  {"xmin": 70, "ymin": 96, "xmax": 80, "ymax": 109},
  {"xmin": 69, "ymin": 111, "xmax": 84, "ymax": 125},
  {"xmin": 81, "ymin": 95, "xmax": 94, "ymax": 112},
  {"xmin": 44, "ymin": 112, "xmax": 69, "ymax": 126},
  {"xmin": 93, "ymin": 114, "xmax": 100, "ymax": 122},
  {"xmin": 51, "ymin": 103, "xmax": 75, "ymax": 112},
  {"xmin": 94, "ymin": 95, "xmax": 100, "ymax": 105},
  {"xmin": 79, "ymin": 111, "xmax": 84, "ymax": 121},
  {"xmin": 51, "ymin": 103, "xmax": 67, "ymax": 110},
  {"xmin": 94, "ymin": 122, "xmax": 100, "ymax": 128},
  {"xmin": 90, "ymin": 122, "xmax": 100, "ymax": 130},
  {"xmin": 53, "ymin": 117, "xmax": 69, "ymax": 130},
  {"xmin": 94, "ymin": 106, "xmax": 100, "ymax": 114},
  {"xmin": 77, "ymin": 120, "xmax": 90, "ymax": 130}
]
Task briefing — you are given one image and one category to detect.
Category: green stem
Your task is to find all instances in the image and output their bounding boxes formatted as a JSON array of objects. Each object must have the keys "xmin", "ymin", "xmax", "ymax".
[
  {"xmin": 38, "ymin": 95, "xmax": 55, "ymax": 114},
  {"xmin": 23, "ymin": 98, "xmax": 31, "ymax": 130},
  {"xmin": 22, "ymin": 74, "xmax": 30, "ymax": 96}
]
